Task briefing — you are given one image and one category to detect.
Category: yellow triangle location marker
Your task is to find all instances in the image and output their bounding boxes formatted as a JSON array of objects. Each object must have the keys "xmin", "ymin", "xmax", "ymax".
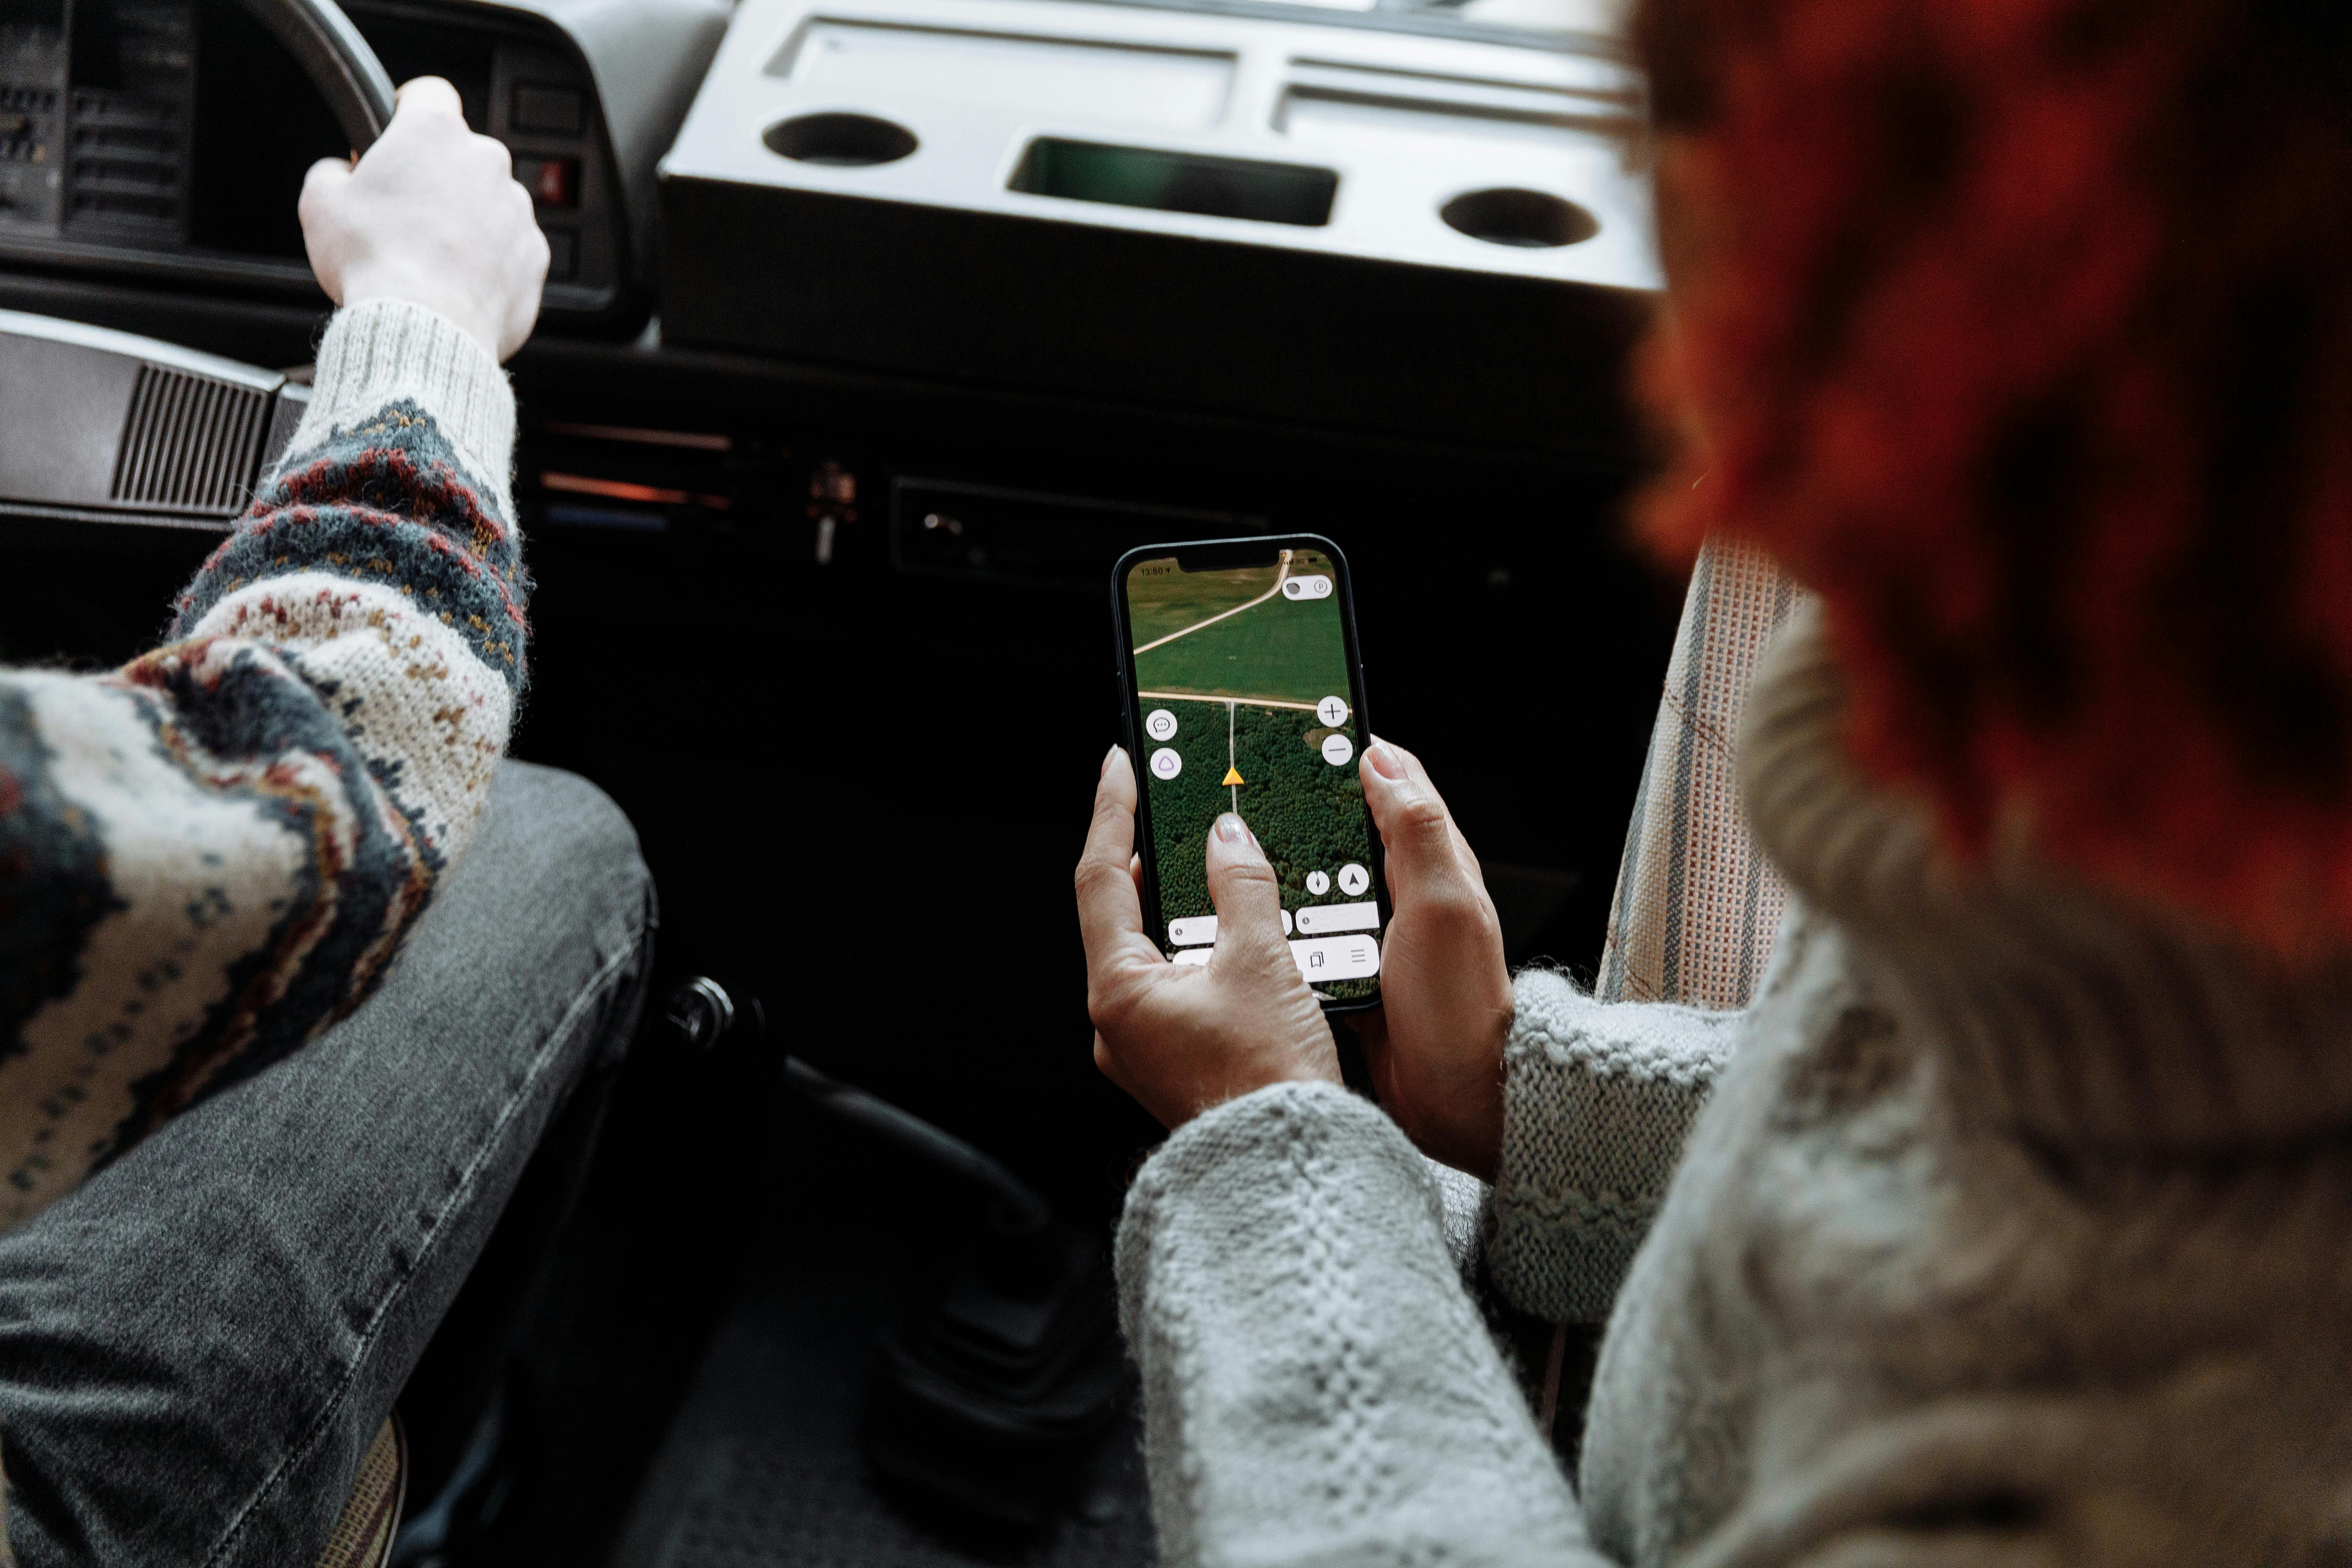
[{"xmin": 1222, "ymin": 766, "xmax": 1245, "ymax": 786}]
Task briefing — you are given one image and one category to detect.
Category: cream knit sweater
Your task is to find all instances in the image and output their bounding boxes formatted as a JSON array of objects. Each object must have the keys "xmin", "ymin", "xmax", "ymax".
[
  {"xmin": 0, "ymin": 300, "xmax": 521, "ymax": 1225},
  {"xmin": 1116, "ymin": 600, "xmax": 2352, "ymax": 1566}
]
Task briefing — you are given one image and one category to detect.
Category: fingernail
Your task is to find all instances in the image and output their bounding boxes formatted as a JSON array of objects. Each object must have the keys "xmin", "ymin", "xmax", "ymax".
[
  {"xmin": 1215, "ymin": 813, "xmax": 1249, "ymax": 845},
  {"xmin": 1102, "ymin": 744, "xmax": 1121, "ymax": 778},
  {"xmin": 1367, "ymin": 741, "xmax": 1407, "ymax": 781}
]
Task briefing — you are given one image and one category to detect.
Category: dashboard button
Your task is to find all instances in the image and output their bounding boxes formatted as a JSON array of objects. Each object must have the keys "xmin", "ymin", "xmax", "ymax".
[
  {"xmin": 544, "ymin": 227, "xmax": 578, "ymax": 281},
  {"xmin": 513, "ymin": 83, "xmax": 584, "ymax": 135},
  {"xmin": 525, "ymin": 157, "xmax": 578, "ymax": 208}
]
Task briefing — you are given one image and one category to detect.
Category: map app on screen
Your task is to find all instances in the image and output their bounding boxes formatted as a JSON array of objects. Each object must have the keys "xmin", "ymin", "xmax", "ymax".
[{"xmin": 1124, "ymin": 546, "xmax": 1382, "ymax": 1002}]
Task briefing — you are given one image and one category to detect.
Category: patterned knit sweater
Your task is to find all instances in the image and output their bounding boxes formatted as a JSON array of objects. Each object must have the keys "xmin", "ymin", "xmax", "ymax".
[
  {"xmin": 1116, "ymin": 599, "xmax": 2352, "ymax": 1566},
  {"xmin": 0, "ymin": 300, "xmax": 523, "ymax": 1230}
]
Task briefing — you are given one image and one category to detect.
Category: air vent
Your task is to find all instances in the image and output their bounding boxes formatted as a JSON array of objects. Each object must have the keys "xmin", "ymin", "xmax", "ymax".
[
  {"xmin": 68, "ymin": 90, "xmax": 184, "ymax": 230},
  {"xmin": 110, "ymin": 364, "xmax": 269, "ymax": 516}
]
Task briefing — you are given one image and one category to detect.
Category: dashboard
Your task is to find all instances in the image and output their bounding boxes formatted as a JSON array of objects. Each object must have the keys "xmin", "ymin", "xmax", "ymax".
[{"xmin": 0, "ymin": 0, "xmax": 645, "ymax": 327}]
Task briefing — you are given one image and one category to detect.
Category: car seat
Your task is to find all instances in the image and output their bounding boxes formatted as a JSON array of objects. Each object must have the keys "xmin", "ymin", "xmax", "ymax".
[{"xmin": 314, "ymin": 1416, "xmax": 406, "ymax": 1568}]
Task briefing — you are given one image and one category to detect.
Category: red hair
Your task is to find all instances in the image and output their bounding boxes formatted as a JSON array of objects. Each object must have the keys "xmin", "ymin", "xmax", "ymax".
[{"xmin": 1632, "ymin": 0, "xmax": 2352, "ymax": 943}]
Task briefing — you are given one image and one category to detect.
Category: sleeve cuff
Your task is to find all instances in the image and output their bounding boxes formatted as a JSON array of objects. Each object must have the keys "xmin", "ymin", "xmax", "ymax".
[
  {"xmin": 291, "ymin": 299, "xmax": 516, "ymax": 516},
  {"xmin": 1115, "ymin": 1080, "xmax": 1440, "ymax": 1344},
  {"xmin": 1114, "ymin": 1079, "xmax": 1591, "ymax": 1565},
  {"xmin": 1489, "ymin": 969, "xmax": 1736, "ymax": 1323}
]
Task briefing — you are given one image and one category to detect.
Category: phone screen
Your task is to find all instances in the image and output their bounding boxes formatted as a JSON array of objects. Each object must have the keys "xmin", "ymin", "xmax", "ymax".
[{"xmin": 1120, "ymin": 544, "xmax": 1385, "ymax": 1004}]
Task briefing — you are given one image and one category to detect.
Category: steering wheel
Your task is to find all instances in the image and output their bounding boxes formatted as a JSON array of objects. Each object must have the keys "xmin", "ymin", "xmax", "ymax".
[{"xmin": 240, "ymin": 0, "xmax": 399, "ymax": 153}]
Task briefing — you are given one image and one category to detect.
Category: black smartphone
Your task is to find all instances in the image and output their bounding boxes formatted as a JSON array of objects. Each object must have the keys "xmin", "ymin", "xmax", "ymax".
[{"xmin": 1109, "ymin": 535, "xmax": 1387, "ymax": 1011}]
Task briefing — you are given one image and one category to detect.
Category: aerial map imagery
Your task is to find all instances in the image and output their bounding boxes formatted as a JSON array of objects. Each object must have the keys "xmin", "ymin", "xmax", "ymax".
[{"xmin": 1124, "ymin": 546, "xmax": 1384, "ymax": 1002}]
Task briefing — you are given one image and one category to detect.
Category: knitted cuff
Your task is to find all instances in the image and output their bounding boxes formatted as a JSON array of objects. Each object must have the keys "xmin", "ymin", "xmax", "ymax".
[
  {"xmin": 1424, "ymin": 1152, "xmax": 1493, "ymax": 1278},
  {"xmin": 1113, "ymin": 1078, "xmax": 1594, "ymax": 1567},
  {"xmin": 292, "ymin": 299, "xmax": 516, "ymax": 516},
  {"xmin": 1115, "ymin": 1080, "xmax": 1435, "ymax": 1340},
  {"xmin": 1488, "ymin": 969, "xmax": 1737, "ymax": 1323}
]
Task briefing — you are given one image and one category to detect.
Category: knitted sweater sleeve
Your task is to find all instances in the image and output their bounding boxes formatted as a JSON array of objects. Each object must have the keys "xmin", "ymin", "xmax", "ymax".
[
  {"xmin": 0, "ymin": 299, "xmax": 523, "ymax": 1228},
  {"xmin": 1486, "ymin": 969, "xmax": 1742, "ymax": 1323},
  {"xmin": 1116, "ymin": 1080, "xmax": 1612, "ymax": 1568}
]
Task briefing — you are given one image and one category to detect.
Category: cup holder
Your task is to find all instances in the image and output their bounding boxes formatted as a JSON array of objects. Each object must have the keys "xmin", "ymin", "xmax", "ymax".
[
  {"xmin": 1439, "ymin": 188, "xmax": 1598, "ymax": 249},
  {"xmin": 764, "ymin": 112, "xmax": 919, "ymax": 167}
]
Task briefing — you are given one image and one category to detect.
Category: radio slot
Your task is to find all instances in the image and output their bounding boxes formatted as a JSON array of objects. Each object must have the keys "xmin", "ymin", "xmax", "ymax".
[{"xmin": 892, "ymin": 478, "xmax": 1263, "ymax": 591}]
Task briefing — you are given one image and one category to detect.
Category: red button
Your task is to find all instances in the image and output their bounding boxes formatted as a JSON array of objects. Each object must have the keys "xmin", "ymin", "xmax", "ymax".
[{"xmin": 526, "ymin": 158, "xmax": 577, "ymax": 208}]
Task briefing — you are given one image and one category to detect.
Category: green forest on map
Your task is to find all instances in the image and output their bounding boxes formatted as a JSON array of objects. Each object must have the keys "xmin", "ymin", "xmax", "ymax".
[{"xmin": 1125, "ymin": 548, "xmax": 1379, "ymax": 1001}]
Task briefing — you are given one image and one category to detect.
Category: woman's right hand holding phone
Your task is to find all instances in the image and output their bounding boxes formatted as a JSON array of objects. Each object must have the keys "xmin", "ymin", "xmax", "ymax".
[
  {"xmin": 1078, "ymin": 747, "xmax": 1342, "ymax": 1130},
  {"xmin": 1355, "ymin": 740, "xmax": 1514, "ymax": 1182}
]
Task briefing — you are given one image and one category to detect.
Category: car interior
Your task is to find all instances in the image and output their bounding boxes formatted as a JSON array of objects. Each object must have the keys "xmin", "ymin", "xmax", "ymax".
[{"xmin": 0, "ymin": 0, "xmax": 1680, "ymax": 1560}]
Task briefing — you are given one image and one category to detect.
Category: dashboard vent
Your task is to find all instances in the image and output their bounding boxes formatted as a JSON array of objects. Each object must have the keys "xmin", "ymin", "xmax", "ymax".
[
  {"xmin": 68, "ymin": 90, "xmax": 184, "ymax": 230},
  {"xmin": 110, "ymin": 364, "xmax": 268, "ymax": 516}
]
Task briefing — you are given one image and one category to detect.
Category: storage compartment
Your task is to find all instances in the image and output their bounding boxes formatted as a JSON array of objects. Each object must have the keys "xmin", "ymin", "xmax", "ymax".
[
  {"xmin": 1277, "ymin": 87, "xmax": 1618, "ymax": 153},
  {"xmin": 770, "ymin": 18, "xmax": 1234, "ymax": 130},
  {"xmin": 1009, "ymin": 138, "xmax": 1336, "ymax": 227}
]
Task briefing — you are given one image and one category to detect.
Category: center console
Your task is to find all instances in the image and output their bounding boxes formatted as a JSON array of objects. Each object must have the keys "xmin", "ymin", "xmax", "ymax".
[{"xmin": 660, "ymin": 0, "xmax": 1657, "ymax": 455}]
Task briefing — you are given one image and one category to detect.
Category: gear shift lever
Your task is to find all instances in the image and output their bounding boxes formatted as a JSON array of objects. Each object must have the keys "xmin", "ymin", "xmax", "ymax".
[{"xmin": 780, "ymin": 1056, "xmax": 1125, "ymax": 1526}]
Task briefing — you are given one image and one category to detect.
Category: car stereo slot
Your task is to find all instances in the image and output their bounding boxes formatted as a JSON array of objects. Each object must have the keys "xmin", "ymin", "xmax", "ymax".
[{"xmin": 892, "ymin": 478, "xmax": 1263, "ymax": 590}]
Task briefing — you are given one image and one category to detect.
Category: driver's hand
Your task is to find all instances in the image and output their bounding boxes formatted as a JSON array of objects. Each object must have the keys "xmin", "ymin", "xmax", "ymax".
[
  {"xmin": 1077, "ymin": 746, "xmax": 1340, "ymax": 1129},
  {"xmin": 299, "ymin": 77, "xmax": 549, "ymax": 361},
  {"xmin": 1353, "ymin": 740, "xmax": 1512, "ymax": 1180}
]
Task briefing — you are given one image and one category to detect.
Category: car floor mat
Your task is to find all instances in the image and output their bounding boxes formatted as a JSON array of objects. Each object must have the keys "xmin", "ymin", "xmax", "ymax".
[{"xmin": 605, "ymin": 1139, "xmax": 1154, "ymax": 1568}]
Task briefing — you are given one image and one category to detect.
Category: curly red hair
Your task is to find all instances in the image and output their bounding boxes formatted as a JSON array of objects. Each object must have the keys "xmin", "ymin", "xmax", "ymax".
[{"xmin": 1631, "ymin": 0, "xmax": 2352, "ymax": 942}]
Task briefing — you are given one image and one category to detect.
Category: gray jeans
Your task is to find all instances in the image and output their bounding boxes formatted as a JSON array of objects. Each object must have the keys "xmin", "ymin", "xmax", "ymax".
[{"xmin": 0, "ymin": 763, "xmax": 656, "ymax": 1567}]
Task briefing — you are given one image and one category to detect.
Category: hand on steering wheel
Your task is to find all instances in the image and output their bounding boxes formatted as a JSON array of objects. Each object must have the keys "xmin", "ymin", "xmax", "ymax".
[
  {"xmin": 1354, "ymin": 739, "xmax": 1513, "ymax": 1181},
  {"xmin": 299, "ymin": 77, "xmax": 549, "ymax": 361}
]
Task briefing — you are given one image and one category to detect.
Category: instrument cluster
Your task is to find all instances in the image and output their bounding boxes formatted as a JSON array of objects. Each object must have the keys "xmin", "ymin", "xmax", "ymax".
[{"xmin": 0, "ymin": 0, "xmax": 634, "ymax": 328}]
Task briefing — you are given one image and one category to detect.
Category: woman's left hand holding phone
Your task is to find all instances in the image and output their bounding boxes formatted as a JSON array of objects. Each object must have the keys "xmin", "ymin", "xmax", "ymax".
[
  {"xmin": 1352, "ymin": 739, "xmax": 1512, "ymax": 1181},
  {"xmin": 1077, "ymin": 745, "xmax": 1340, "ymax": 1129}
]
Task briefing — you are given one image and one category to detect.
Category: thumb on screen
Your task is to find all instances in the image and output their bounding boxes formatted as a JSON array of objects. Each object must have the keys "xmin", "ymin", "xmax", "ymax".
[{"xmin": 1204, "ymin": 813, "xmax": 1290, "ymax": 965}]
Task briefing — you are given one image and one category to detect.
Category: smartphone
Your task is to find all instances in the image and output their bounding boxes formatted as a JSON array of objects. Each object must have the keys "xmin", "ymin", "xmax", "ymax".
[{"xmin": 1110, "ymin": 535, "xmax": 1386, "ymax": 1011}]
